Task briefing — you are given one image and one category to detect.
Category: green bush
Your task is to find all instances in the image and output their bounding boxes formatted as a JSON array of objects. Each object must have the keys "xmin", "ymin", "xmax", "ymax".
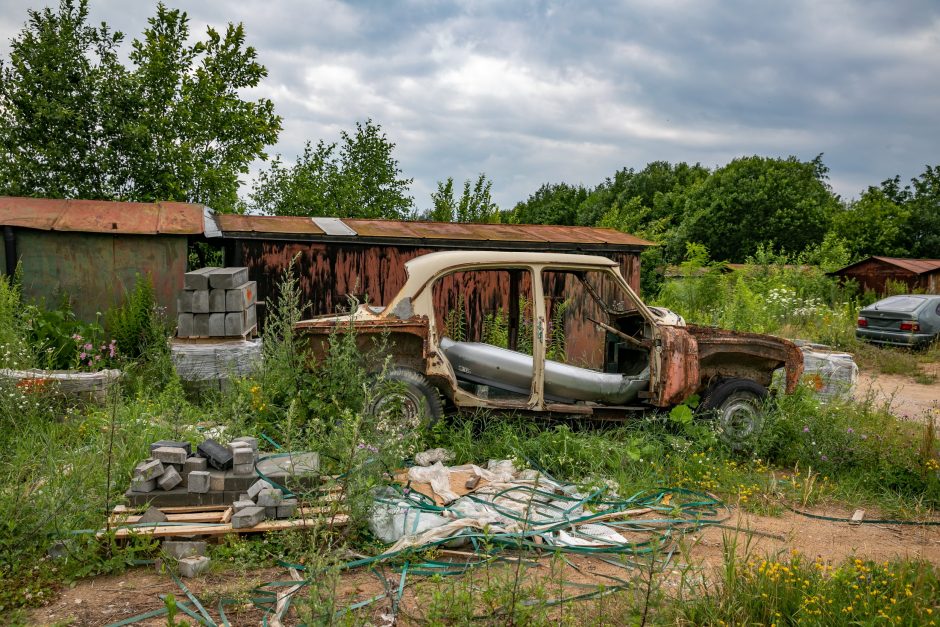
[
  {"xmin": 0, "ymin": 273, "xmax": 32, "ymax": 369},
  {"xmin": 105, "ymin": 273, "xmax": 166, "ymax": 361}
]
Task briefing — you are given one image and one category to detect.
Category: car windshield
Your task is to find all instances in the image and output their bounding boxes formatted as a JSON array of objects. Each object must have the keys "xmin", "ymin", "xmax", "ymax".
[{"xmin": 870, "ymin": 296, "xmax": 926, "ymax": 313}]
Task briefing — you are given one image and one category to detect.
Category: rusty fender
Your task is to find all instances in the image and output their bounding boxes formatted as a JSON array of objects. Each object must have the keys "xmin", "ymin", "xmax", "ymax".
[
  {"xmin": 295, "ymin": 317, "xmax": 432, "ymax": 374},
  {"xmin": 687, "ymin": 325, "xmax": 804, "ymax": 393}
]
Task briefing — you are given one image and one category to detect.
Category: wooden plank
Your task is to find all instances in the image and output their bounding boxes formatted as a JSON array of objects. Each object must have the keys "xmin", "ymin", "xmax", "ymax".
[{"xmin": 102, "ymin": 514, "xmax": 349, "ymax": 539}]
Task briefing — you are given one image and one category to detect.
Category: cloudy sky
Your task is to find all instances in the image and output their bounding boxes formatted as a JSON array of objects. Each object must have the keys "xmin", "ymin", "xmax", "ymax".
[{"xmin": 1, "ymin": 0, "xmax": 938, "ymax": 211}]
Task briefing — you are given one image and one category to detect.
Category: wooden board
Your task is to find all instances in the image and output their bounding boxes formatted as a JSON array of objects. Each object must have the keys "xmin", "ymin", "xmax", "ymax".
[
  {"xmin": 395, "ymin": 469, "xmax": 490, "ymax": 506},
  {"xmin": 101, "ymin": 514, "xmax": 349, "ymax": 539}
]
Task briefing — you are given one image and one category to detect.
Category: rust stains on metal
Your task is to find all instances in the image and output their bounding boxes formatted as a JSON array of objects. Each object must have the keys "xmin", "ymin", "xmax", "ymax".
[
  {"xmin": 0, "ymin": 197, "xmax": 204, "ymax": 235},
  {"xmin": 830, "ymin": 256, "xmax": 940, "ymax": 295},
  {"xmin": 216, "ymin": 214, "xmax": 654, "ymax": 248},
  {"xmin": 654, "ymin": 326, "xmax": 700, "ymax": 406},
  {"xmin": 688, "ymin": 325, "xmax": 803, "ymax": 392}
]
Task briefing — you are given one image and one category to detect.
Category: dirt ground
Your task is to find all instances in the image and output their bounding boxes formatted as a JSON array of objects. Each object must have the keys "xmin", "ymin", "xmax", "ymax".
[
  {"xmin": 28, "ymin": 361, "xmax": 940, "ymax": 626},
  {"xmin": 29, "ymin": 505, "xmax": 940, "ymax": 626},
  {"xmin": 853, "ymin": 363, "xmax": 940, "ymax": 422}
]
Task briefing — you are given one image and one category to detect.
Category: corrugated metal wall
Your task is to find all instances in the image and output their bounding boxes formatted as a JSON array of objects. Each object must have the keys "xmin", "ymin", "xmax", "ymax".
[
  {"xmin": 14, "ymin": 230, "xmax": 188, "ymax": 322},
  {"xmin": 235, "ymin": 239, "xmax": 641, "ymax": 354},
  {"xmin": 837, "ymin": 259, "xmax": 924, "ymax": 295}
]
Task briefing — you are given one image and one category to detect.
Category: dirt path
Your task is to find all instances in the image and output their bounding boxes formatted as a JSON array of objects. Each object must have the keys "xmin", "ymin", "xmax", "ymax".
[
  {"xmin": 30, "ymin": 505, "xmax": 940, "ymax": 626},
  {"xmin": 853, "ymin": 365, "xmax": 940, "ymax": 421}
]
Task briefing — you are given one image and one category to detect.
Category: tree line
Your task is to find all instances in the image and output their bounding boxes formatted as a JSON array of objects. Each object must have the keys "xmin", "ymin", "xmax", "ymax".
[{"xmin": 1, "ymin": 1, "xmax": 937, "ymax": 270}]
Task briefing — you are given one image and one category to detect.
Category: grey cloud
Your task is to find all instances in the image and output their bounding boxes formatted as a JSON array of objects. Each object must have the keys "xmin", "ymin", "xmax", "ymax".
[{"xmin": 1, "ymin": 0, "xmax": 938, "ymax": 210}]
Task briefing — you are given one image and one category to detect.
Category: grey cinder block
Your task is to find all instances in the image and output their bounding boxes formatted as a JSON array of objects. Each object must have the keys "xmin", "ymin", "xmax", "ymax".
[
  {"xmin": 151, "ymin": 440, "xmax": 192, "ymax": 455},
  {"xmin": 233, "ymin": 462, "xmax": 254, "ymax": 476},
  {"xmin": 233, "ymin": 499, "xmax": 255, "ymax": 512},
  {"xmin": 134, "ymin": 459, "xmax": 165, "ymax": 481},
  {"xmin": 138, "ymin": 506, "xmax": 168, "ymax": 524},
  {"xmin": 224, "ymin": 311, "xmax": 248, "ymax": 336},
  {"xmin": 231, "ymin": 447, "xmax": 254, "ymax": 466},
  {"xmin": 247, "ymin": 479, "xmax": 271, "ymax": 500},
  {"xmin": 177, "ymin": 290, "xmax": 193, "ymax": 313},
  {"xmin": 245, "ymin": 304, "xmax": 257, "ymax": 330},
  {"xmin": 209, "ymin": 267, "xmax": 249, "ymax": 289},
  {"xmin": 231, "ymin": 437, "xmax": 259, "ymax": 452},
  {"xmin": 277, "ymin": 498, "xmax": 298, "ymax": 519},
  {"xmin": 264, "ymin": 506, "xmax": 277, "ymax": 519},
  {"xmin": 232, "ymin": 506, "xmax": 265, "ymax": 529},
  {"xmin": 183, "ymin": 456, "xmax": 207, "ymax": 474},
  {"xmin": 225, "ymin": 281, "xmax": 256, "ymax": 311},
  {"xmin": 256, "ymin": 488, "xmax": 283, "ymax": 508},
  {"xmin": 163, "ymin": 540, "xmax": 207, "ymax": 559},
  {"xmin": 158, "ymin": 466, "xmax": 182, "ymax": 490},
  {"xmin": 209, "ymin": 289, "xmax": 227, "ymax": 312},
  {"xmin": 184, "ymin": 267, "xmax": 216, "ymax": 290},
  {"xmin": 178, "ymin": 555, "xmax": 210, "ymax": 578},
  {"xmin": 153, "ymin": 446, "xmax": 188, "ymax": 465},
  {"xmin": 208, "ymin": 312, "xmax": 226, "ymax": 336},
  {"xmin": 209, "ymin": 471, "xmax": 226, "ymax": 492},
  {"xmin": 131, "ymin": 476, "xmax": 156, "ymax": 493},
  {"xmin": 190, "ymin": 290, "xmax": 210, "ymax": 313},
  {"xmin": 177, "ymin": 313, "xmax": 194, "ymax": 338},
  {"xmin": 193, "ymin": 313, "xmax": 211, "ymax": 336},
  {"xmin": 187, "ymin": 471, "xmax": 210, "ymax": 493}
]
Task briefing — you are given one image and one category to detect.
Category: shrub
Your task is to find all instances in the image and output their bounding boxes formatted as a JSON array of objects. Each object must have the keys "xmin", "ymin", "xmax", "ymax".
[{"xmin": 105, "ymin": 274, "xmax": 166, "ymax": 361}]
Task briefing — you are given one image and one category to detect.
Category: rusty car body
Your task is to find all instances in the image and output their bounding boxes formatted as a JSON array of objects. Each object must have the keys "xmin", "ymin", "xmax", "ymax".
[{"xmin": 296, "ymin": 251, "xmax": 803, "ymax": 434}]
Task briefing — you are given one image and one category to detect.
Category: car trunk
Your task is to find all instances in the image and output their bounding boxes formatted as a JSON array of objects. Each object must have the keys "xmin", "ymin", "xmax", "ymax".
[{"xmin": 861, "ymin": 296, "xmax": 926, "ymax": 329}]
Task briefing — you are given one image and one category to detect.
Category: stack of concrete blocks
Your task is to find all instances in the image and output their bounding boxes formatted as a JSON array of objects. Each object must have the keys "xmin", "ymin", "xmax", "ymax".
[
  {"xmin": 231, "ymin": 478, "xmax": 299, "ymax": 529},
  {"xmin": 129, "ymin": 436, "xmax": 261, "ymax": 497},
  {"xmin": 126, "ymin": 438, "xmax": 320, "ymax": 514},
  {"xmin": 177, "ymin": 267, "xmax": 257, "ymax": 338}
]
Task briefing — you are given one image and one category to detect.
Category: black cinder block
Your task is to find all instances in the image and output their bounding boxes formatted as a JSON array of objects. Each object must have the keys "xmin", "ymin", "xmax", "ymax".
[{"xmin": 197, "ymin": 439, "xmax": 233, "ymax": 470}]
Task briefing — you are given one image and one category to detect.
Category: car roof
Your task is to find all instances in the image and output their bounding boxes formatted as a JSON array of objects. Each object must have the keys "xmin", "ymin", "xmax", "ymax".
[{"xmin": 403, "ymin": 250, "xmax": 618, "ymax": 277}]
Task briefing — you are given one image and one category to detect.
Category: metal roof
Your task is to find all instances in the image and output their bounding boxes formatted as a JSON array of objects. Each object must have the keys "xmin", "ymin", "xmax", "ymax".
[
  {"xmin": 832, "ymin": 256, "xmax": 940, "ymax": 276},
  {"xmin": 0, "ymin": 196, "xmax": 205, "ymax": 235},
  {"xmin": 214, "ymin": 214, "xmax": 653, "ymax": 248}
]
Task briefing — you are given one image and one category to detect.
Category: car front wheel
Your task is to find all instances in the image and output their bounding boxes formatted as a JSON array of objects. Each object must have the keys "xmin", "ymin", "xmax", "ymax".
[
  {"xmin": 365, "ymin": 368, "xmax": 443, "ymax": 429},
  {"xmin": 700, "ymin": 378, "xmax": 768, "ymax": 451}
]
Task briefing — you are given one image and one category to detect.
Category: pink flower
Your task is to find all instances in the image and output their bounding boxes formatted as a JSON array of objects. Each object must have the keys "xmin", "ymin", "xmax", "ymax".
[
  {"xmin": 72, "ymin": 334, "xmax": 82, "ymax": 341},
  {"xmin": 84, "ymin": 343, "xmax": 93, "ymax": 351},
  {"xmin": 79, "ymin": 352, "xmax": 87, "ymax": 360}
]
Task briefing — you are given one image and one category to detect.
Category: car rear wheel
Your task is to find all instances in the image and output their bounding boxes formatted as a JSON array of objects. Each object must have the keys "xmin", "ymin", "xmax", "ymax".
[
  {"xmin": 365, "ymin": 368, "xmax": 443, "ymax": 429},
  {"xmin": 700, "ymin": 378, "xmax": 768, "ymax": 451}
]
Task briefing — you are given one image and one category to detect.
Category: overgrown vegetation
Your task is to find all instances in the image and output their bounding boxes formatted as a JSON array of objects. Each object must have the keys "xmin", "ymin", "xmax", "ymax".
[{"xmin": 1, "ymin": 260, "xmax": 938, "ymax": 624}]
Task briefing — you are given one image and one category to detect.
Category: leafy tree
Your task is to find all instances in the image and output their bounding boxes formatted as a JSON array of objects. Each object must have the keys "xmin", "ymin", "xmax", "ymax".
[
  {"xmin": 903, "ymin": 165, "xmax": 940, "ymax": 258},
  {"xmin": 676, "ymin": 155, "xmax": 839, "ymax": 263},
  {"xmin": 250, "ymin": 119, "xmax": 414, "ymax": 219},
  {"xmin": 426, "ymin": 173, "xmax": 499, "ymax": 223},
  {"xmin": 0, "ymin": 1, "xmax": 281, "ymax": 212},
  {"xmin": 510, "ymin": 182, "xmax": 589, "ymax": 225},
  {"xmin": 831, "ymin": 187, "xmax": 911, "ymax": 259},
  {"xmin": 0, "ymin": 0, "xmax": 126, "ymax": 199}
]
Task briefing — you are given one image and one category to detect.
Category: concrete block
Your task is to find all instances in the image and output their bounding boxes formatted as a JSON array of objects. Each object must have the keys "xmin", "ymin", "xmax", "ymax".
[
  {"xmin": 239, "ymin": 493, "xmax": 250, "ymax": 501},
  {"xmin": 178, "ymin": 555, "xmax": 210, "ymax": 578},
  {"xmin": 198, "ymin": 439, "xmax": 233, "ymax": 470},
  {"xmin": 138, "ymin": 506, "xmax": 168, "ymax": 524},
  {"xmin": 208, "ymin": 312, "xmax": 225, "ymax": 336},
  {"xmin": 232, "ymin": 506, "xmax": 265, "ymax": 529},
  {"xmin": 257, "ymin": 488, "xmax": 283, "ymax": 508},
  {"xmin": 233, "ymin": 462, "xmax": 254, "ymax": 476},
  {"xmin": 225, "ymin": 281, "xmax": 256, "ymax": 311},
  {"xmin": 245, "ymin": 304, "xmax": 257, "ymax": 330},
  {"xmin": 153, "ymin": 446, "xmax": 188, "ymax": 465},
  {"xmin": 277, "ymin": 499, "xmax": 298, "ymax": 519},
  {"xmin": 193, "ymin": 313, "xmax": 211, "ymax": 336},
  {"xmin": 224, "ymin": 311, "xmax": 249, "ymax": 336},
  {"xmin": 209, "ymin": 267, "xmax": 249, "ymax": 289},
  {"xmin": 264, "ymin": 506, "xmax": 277, "ymax": 519},
  {"xmin": 231, "ymin": 447, "xmax": 254, "ymax": 466},
  {"xmin": 131, "ymin": 476, "xmax": 156, "ymax": 493},
  {"xmin": 231, "ymin": 437, "xmax": 259, "ymax": 452},
  {"xmin": 134, "ymin": 459, "xmax": 164, "ymax": 481},
  {"xmin": 158, "ymin": 466, "xmax": 182, "ymax": 491},
  {"xmin": 233, "ymin": 499, "xmax": 255, "ymax": 512},
  {"xmin": 187, "ymin": 471, "xmax": 210, "ymax": 493},
  {"xmin": 151, "ymin": 440, "xmax": 192, "ymax": 455},
  {"xmin": 163, "ymin": 540, "xmax": 206, "ymax": 559},
  {"xmin": 177, "ymin": 290, "xmax": 193, "ymax": 313},
  {"xmin": 183, "ymin": 456, "xmax": 207, "ymax": 474},
  {"xmin": 247, "ymin": 479, "xmax": 271, "ymax": 500},
  {"xmin": 209, "ymin": 289, "xmax": 227, "ymax": 312},
  {"xmin": 190, "ymin": 289, "xmax": 210, "ymax": 314},
  {"xmin": 184, "ymin": 267, "xmax": 216, "ymax": 290},
  {"xmin": 177, "ymin": 313, "xmax": 194, "ymax": 338},
  {"xmin": 209, "ymin": 471, "xmax": 226, "ymax": 492}
]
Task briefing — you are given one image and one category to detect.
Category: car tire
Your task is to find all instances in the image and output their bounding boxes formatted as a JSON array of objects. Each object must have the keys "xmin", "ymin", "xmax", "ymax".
[
  {"xmin": 365, "ymin": 368, "xmax": 443, "ymax": 429},
  {"xmin": 700, "ymin": 378, "xmax": 768, "ymax": 451}
]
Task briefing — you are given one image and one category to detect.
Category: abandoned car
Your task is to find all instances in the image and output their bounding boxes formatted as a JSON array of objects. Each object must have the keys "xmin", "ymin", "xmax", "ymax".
[{"xmin": 297, "ymin": 251, "xmax": 804, "ymax": 444}]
